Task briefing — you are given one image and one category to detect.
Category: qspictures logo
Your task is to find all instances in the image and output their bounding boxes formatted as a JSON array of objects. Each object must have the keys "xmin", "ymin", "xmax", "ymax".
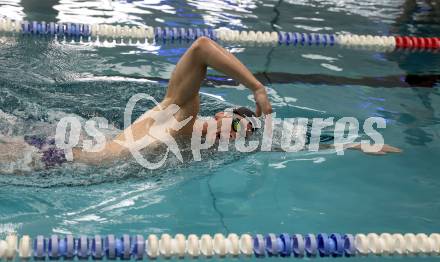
[{"xmin": 55, "ymin": 93, "xmax": 387, "ymax": 169}]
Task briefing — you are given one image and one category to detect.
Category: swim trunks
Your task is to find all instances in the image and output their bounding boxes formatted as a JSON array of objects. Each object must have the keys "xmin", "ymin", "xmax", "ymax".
[{"xmin": 24, "ymin": 135, "xmax": 67, "ymax": 167}]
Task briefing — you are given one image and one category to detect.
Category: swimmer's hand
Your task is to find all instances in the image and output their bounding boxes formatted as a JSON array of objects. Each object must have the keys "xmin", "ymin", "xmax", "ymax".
[
  {"xmin": 347, "ymin": 143, "xmax": 402, "ymax": 155},
  {"xmin": 253, "ymin": 85, "xmax": 272, "ymax": 116}
]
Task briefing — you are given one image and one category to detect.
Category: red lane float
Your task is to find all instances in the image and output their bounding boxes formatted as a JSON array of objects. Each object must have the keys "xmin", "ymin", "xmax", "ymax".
[{"xmin": 395, "ymin": 36, "xmax": 440, "ymax": 50}]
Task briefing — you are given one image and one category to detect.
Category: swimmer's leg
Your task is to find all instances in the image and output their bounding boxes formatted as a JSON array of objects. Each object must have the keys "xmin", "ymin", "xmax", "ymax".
[
  {"xmin": 166, "ymin": 37, "xmax": 271, "ymax": 115},
  {"xmin": 0, "ymin": 136, "xmax": 24, "ymax": 163},
  {"xmin": 0, "ymin": 136, "xmax": 43, "ymax": 173}
]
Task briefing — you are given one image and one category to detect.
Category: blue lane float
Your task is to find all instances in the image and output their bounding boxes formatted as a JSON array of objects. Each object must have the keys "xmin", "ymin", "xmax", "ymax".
[
  {"xmin": 19, "ymin": 21, "xmax": 91, "ymax": 37},
  {"xmin": 1, "ymin": 232, "xmax": 439, "ymax": 260}
]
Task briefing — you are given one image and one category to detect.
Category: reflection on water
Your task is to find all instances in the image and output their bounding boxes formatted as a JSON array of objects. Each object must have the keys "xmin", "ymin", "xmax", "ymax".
[
  {"xmin": 285, "ymin": 0, "xmax": 404, "ymax": 24},
  {"xmin": 0, "ymin": 0, "xmax": 24, "ymax": 20},
  {"xmin": 0, "ymin": 0, "xmax": 418, "ymax": 31},
  {"xmin": 54, "ymin": 0, "xmax": 155, "ymax": 25}
]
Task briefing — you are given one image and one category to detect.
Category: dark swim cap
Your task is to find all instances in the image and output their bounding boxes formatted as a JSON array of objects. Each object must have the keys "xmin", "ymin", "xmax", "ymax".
[{"xmin": 233, "ymin": 107, "xmax": 256, "ymax": 118}]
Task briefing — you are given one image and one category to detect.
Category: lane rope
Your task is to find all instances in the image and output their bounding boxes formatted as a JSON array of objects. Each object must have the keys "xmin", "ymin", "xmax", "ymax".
[
  {"xmin": 0, "ymin": 19, "xmax": 439, "ymax": 52},
  {"xmin": 0, "ymin": 233, "xmax": 439, "ymax": 260}
]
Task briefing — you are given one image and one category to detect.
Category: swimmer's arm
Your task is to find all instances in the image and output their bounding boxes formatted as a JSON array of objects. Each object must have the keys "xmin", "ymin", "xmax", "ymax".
[
  {"xmin": 319, "ymin": 143, "xmax": 402, "ymax": 155},
  {"xmin": 165, "ymin": 37, "xmax": 272, "ymax": 115},
  {"xmin": 269, "ymin": 143, "xmax": 401, "ymax": 155}
]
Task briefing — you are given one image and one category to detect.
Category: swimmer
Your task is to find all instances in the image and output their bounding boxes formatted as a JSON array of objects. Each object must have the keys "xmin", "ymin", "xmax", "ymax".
[
  {"xmin": 72, "ymin": 37, "xmax": 400, "ymax": 164},
  {"xmin": 1, "ymin": 37, "xmax": 401, "ymax": 172}
]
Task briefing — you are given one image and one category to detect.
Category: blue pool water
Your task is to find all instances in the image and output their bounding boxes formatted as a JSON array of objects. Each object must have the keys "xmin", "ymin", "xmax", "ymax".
[{"xmin": 1, "ymin": 0, "xmax": 440, "ymax": 260}]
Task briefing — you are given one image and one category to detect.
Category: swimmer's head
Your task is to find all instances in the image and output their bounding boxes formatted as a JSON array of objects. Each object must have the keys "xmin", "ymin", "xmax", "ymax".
[{"xmin": 214, "ymin": 107, "xmax": 258, "ymax": 139}]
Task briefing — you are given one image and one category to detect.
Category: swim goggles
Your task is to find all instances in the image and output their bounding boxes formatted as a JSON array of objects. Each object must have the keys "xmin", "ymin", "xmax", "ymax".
[{"xmin": 231, "ymin": 116, "xmax": 256, "ymax": 134}]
